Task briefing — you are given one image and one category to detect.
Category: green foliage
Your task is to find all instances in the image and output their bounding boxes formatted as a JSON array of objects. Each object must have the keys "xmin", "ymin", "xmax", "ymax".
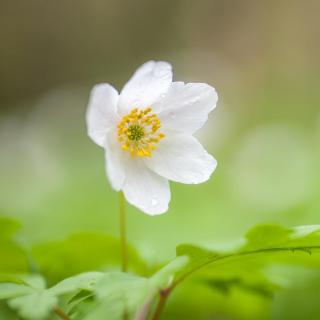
[
  {"xmin": 1, "ymin": 220, "xmax": 320, "ymax": 320},
  {"xmin": 79, "ymin": 256, "xmax": 188, "ymax": 320},
  {"xmin": 0, "ymin": 272, "xmax": 103, "ymax": 320},
  {"xmin": 174, "ymin": 224, "xmax": 320, "ymax": 298},
  {"xmin": 0, "ymin": 217, "xmax": 21, "ymax": 239},
  {"xmin": 32, "ymin": 232, "xmax": 147, "ymax": 285},
  {"xmin": 0, "ymin": 217, "xmax": 29, "ymax": 274}
]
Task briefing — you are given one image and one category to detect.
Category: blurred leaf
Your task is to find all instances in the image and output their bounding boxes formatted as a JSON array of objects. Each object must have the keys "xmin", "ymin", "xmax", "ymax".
[
  {"xmin": 84, "ymin": 272, "xmax": 149, "ymax": 320},
  {"xmin": 0, "ymin": 272, "xmax": 104, "ymax": 320},
  {"xmin": 81, "ymin": 257, "xmax": 188, "ymax": 320},
  {"xmin": 8, "ymin": 290, "xmax": 57, "ymax": 320},
  {"xmin": 49, "ymin": 272, "xmax": 104, "ymax": 296},
  {"xmin": 0, "ymin": 301, "xmax": 20, "ymax": 319},
  {"xmin": 205, "ymin": 278, "xmax": 274, "ymax": 298},
  {"xmin": 0, "ymin": 217, "xmax": 21, "ymax": 239},
  {"xmin": 32, "ymin": 232, "xmax": 147, "ymax": 284},
  {"xmin": 270, "ymin": 266, "xmax": 320, "ymax": 320},
  {"xmin": 243, "ymin": 224, "xmax": 320, "ymax": 250},
  {"xmin": 174, "ymin": 224, "xmax": 320, "ymax": 297},
  {"xmin": 66, "ymin": 290, "xmax": 94, "ymax": 318},
  {"xmin": 0, "ymin": 275, "xmax": 53, "ymax": 320},
  {"xmin": 0, "ymin": 283, "xmax": 32, "ymax": 299},
  {"xmin": 0, "ymin": 274, "xmax": 26, "ymax": 284},
  {"xmin": 0, "ymin": 216, "xmax": 28, "ymax": 273},
  {"xmin": 243, "ymin": 224, "xmax": 293, "ymax": 250},
  {"xmin": 149, "ymin": 256, "xmax": 188, "ymax": 289}
]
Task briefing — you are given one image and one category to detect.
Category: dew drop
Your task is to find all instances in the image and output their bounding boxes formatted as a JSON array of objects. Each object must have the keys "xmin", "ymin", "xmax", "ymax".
[{"xmin": 151, "ymin": 198, "xmax": 158, "ymax": 206}]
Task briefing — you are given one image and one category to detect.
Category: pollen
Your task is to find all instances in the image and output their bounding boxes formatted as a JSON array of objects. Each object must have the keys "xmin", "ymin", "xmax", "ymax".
[{"xmin": 117, "ymin": 107, "xmax": 165, "ymax": 158}]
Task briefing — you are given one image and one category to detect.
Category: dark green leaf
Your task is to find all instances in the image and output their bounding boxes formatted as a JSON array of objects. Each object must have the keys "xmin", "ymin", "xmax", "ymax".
[
  {"xmin": 0, "ymin": 216, "xmax": 28, "ymax": 274},
  {"xmin": 32, "ymin": 232, "xmax": 147, "ymax": 284}
]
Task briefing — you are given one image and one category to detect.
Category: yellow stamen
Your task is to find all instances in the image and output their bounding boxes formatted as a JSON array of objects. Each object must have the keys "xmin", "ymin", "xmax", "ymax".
[{"xmin": 117, "ymin": 107, "xmax": 165, "ymax": 158}]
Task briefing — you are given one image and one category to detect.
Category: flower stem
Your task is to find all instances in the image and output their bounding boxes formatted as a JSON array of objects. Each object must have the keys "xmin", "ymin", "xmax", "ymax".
[
  {"xmin": 151, "ymin": 288, "xmax": 171, "ymax": 320},
  {"xmin": 119, "ymin": 192, "xmax": 128, "ymax": 272},
  {"xmin": 53, "ymin": 306, "xmax": 70, "ymax": 320}
]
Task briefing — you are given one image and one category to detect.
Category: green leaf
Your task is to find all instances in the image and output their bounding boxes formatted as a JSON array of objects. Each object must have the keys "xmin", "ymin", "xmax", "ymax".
[
  {"xmin": 174, "ymin": 224, "xmax": 320, "ymax": 296},
  {"xmin": 8, "ymin": 290, "xmax": 57, "ymax": 320},
  {"xmin": 81, "ymin": 257, "xmax": 188, "ymax": 320},
  {"xmin": 0, "ymin": 216, "xmax": 28, "ymax": 274},
  {"xmin": 32, "ymin": 232, "xmax": 147, "ymax": 284},
  {"xmin": 204, "ymin": 277, "xmax": 275, "ymax": 298},
  {"xmin": 0, "ymin": 272, "xmax": 104, "ymax": 320},
  {"xmin": 242, "ymin": 224, "xmax": 320, "ymax": 250},
  {"xmin": 0, "ymin": 275, "xmax": 51, "ymax": 320},
  {"xmin": 0, "ymin": 217, "xmax": 21, "ymax": 239},
  {"xmin": 0, "ymin": 283, "xmax": 32, "ymax": 299},
  {"xmin": 77, "ymin": 273, "xmax": 148, "ymax": 320},
  {"xmin": 149, "ymin": 256, "xmax": 189, "ymax": 288},
  {"xmin": 243, "ymin": 224, "xmax": 293, "ymax": 250},
  {"xmin": 49, "ymin": 272, "xmax": 104, "ymax": 296},
  {"xmin": 0, "ymin": 274, "xmax": 26, "ymax": 284}
]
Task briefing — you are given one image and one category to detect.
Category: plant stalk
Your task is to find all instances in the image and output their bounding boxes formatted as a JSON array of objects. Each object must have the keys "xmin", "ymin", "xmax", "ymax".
[
  {"xmin": 53, "ymin": 306, "xmax": 70, "ymax": 320},
  {"xmin": 151, "ymin": 288, "xmax": 171, "ymax": 320},
  {"xmin": 119, "ymin": 192, "xmax": 128, "ymax": 272}
]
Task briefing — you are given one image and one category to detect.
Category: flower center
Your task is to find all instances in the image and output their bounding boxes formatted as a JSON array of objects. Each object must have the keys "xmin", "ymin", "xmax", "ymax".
[
  {"xmin": 126, "ymin": 124, "xmax": 145, "ymax": 141},
  {"xmin": 117, "ymin": 107, "xmax": 165, "ymax": 158}
]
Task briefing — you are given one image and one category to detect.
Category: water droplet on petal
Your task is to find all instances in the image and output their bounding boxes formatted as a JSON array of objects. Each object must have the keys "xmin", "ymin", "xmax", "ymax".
[{"xmin": 151, "ymin": 198, "xmax": 158, "ymax": 206}]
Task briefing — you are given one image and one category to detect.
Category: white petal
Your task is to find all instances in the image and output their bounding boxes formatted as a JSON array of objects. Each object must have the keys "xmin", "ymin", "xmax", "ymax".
[
  {"xmin": 154, "ymin": 82, "xmax": 218, "ymax": 134},
  {"xmin": 122, "ymin": 159, "xmax": 170, "ymax": 215},
  {"xmin": 104, "ymin": 132, "xmax": 127, "ymax": 191},
  {"xmin": 86, "ymin": 84, "xmax": 119, "ymax": 147},
  {"xmin": 118, "ymin": 61, "xmax": 172, "ymax": 115},
  {"xmin": 144, "ymin": 133, "xmax": 217, "ymax": 184}
]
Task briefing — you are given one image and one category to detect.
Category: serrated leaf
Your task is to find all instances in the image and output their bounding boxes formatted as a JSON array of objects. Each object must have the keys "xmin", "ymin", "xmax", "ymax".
[
  {"xmin": 83, "ymin": 272, "xmax": 149, "ymax": 320},
  {"xmin": 8, "ymin": 290, "xmax": 57, "ymax": 320},
  {"xmin": 244, "ymin": 224, "xmax": 293, "ymax": 250},
  {"xmin": 0, "ymin": 272, "xmax": 104, "ymax": 320},
  {"xmin": 81, "ymin": 257, "xmax": 188, "ymax": 320},
  {"xmin": 174, "ymin": 224, "xmax": 320, "ymax": 297},
  {"xmin": 0, "ymin": 275, "xmax": 51, "ymax": 320},
  {"xmin": 32, "ymin": 232, "xmax": 146, "ymax": 284},
  {"xmin": 0, "ymin": 275, "xmax": 44, "ymax": 300},
  {"xmin": 49, "ymin": 272, "xmax": 104, "ymax": 296}
]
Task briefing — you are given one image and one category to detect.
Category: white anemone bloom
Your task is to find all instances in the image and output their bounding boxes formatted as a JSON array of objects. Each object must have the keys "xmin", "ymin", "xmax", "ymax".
[{"xmin": 86, "ymin": 61, "xmax": 218, "ymax": 215}]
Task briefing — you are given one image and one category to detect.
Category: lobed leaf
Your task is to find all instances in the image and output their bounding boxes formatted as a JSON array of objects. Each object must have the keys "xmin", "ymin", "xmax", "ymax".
[
  {"xmin": 0, "ymin": 272, "xmax": 105, "ymax": 320},
  {"xmin": 81, "ymin": 256, "xmax": 188, "ymax": 320},
  {"xmin": 174, "ymin": 224, "xmax": 320, "ymax": 296}
]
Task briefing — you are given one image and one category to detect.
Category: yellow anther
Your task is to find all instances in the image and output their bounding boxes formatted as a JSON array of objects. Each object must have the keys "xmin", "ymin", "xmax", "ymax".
[
  {"xmin": 122, "ymin": 144, "xmax": 129, "ymax": 151},
  {"xmin": 117, "ymin": 107, "xmax": 165, "ymax": 158},
  {"xmin": 143, "ymin": 149, "xmax": 151, "ymax": 157},
  {"xmin": 137, "ymin": 150, "xmax": 144, "ymax": 157}
]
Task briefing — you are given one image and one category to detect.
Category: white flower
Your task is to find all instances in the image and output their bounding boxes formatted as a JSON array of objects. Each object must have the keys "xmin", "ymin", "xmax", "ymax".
[{"xmin": 86, "ymin": 61, "xmax": 218, "ymax": 215}]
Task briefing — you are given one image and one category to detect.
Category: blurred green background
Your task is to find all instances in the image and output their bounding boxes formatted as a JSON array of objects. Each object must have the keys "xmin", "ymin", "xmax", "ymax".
[{"xmin": 1, "ymin": 0, "xmax": 320, "ymax": 319}]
